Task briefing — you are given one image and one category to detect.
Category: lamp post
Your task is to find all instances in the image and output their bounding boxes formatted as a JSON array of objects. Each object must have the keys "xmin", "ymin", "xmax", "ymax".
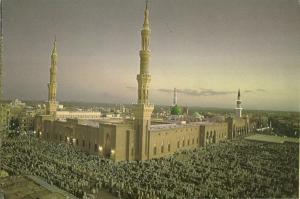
[
  {"xmin": 98, "ymin": 145, "xmax": 103, "ymax": 156},
  {"xmin": 66, "ymin": 136, "xmax": 70, "ymax": 165},
  {"xmin": 110, "ymin": 149, "xmax": 115, "ymax": 161},
  {"xmin": 98, "ymin": 145, "xmax": 103, "ymax": 166}
]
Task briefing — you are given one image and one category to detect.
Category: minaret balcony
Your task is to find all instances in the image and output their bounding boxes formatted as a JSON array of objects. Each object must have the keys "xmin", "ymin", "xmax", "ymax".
[
  {"xmin": 137, "ymin": 74, "xmax": 151, "ymax": 83},
  {"xmin": 139, "ymin": 50, "xmax": 151, "ymax": 56}
]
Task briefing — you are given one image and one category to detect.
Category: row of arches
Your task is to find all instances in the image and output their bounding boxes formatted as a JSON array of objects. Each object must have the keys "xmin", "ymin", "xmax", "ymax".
[
  {"xmin": 205, "ymin": 130, "xmax": 226, "ymax": 145},
  {"xmin": 233, "ymin": 126, "xmax": 249, "ymax": 138},
  {"xmin": 43, "ymin": 131, "xmax": 112, "ymax": 158},
  {"xmin": 152, "ymin": 137, "xmax": 200, "ymax": 156}
]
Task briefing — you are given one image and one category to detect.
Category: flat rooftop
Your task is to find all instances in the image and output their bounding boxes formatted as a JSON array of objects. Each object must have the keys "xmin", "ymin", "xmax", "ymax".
[{"xmin": 150, "ymin": 122, "xmax": 209, "ymax": 131}]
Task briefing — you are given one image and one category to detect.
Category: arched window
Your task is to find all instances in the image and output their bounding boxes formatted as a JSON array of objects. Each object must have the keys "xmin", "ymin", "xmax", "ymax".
[
  {"xmin": 153, "ymin": 146, "xmax": 157, "ymax": 155},
  {"xmin": 168, "ymin": 143, "xmax": 171, "ymax": 152},
  {"xmin": 161, "ymin": 144, "xmax": 164, "ymax": 153}
]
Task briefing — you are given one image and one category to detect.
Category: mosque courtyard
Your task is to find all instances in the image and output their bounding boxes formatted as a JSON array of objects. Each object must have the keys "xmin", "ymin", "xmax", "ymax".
[{"xmin": 0, "ymin": 133, "xmax": 298, "ymax": 199}]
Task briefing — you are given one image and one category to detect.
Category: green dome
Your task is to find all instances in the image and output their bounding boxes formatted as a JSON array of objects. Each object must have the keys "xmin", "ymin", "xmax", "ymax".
[
  {"xmin": 171, "ymin": 105, "xmax": 182, "ymax": 115},
  {"xmin": 193, "ymin": 112, "xmax": 201, "ymax": 118}
]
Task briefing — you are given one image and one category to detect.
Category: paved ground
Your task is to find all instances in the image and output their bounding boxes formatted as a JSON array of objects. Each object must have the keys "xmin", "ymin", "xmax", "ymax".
[
  {"xmin": 0, "ymin": 176, "xmax": 69, "ymax": 199},
  {"xmin": 0, "ymin": 175, "xmax": 118, "ymax": 199},
  {"xmin": 245, "ymin": 134, "xmax": 299, "ymax": 144},
  {"xmin": 28, "ymin": 175, "xmax": 77, "ymax": 199}
]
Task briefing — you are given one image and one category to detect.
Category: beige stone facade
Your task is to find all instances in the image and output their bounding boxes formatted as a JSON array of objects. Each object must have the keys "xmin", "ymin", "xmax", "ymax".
[
  {"xmin": 35, "ymin": 116, "xmax": 247, "ymax": 161},
  {"xmin": 34, "ymin": 3, "xmax": 251, "ymax": 162},
  {"xmin": 227, "ymin": 116, "xmax": 250, "ymax": 139},
  {"xmin": 55, "ymin": 111, "xmax": 102, "ymax": 120}
]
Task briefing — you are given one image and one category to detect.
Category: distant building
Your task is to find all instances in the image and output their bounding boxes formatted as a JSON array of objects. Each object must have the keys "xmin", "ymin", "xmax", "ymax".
[
  {"xmin": 235, "ymin": 89, "xmax": 242, "ymax": 118},
  {"xmin": 169, "ymin": 87, "xmax": 184, "ymax": 122},
  {"xmin": 35, "ymin": 2, "xmax": 250, "ymax": 161},
  {"xmin": 192, "ymin": 112, "xmax": 204, "ymax": 121},
  {"xmin": 10, "ymin": 99, "xmax": 26, "ymax": 107},
  {"xmin": 173, "ymin": 88, "xmax": 177, "ymax": 106},
  {"xmin": 57, "ymin": 104, "xmax": 64, "ymax": 110}
]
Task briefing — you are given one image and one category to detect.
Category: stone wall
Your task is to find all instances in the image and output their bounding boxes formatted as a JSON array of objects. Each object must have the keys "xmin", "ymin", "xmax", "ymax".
[
  {"xmin": 35, "ymin": 116, "xmax": 250, "ymax": 161},
  {"xmin": 149, "ymin": 125, "xmax": 201, "ymax": 159},
  {"xmin": 201, "ymin": 122, "xmax": 228, "ymax": 146}
]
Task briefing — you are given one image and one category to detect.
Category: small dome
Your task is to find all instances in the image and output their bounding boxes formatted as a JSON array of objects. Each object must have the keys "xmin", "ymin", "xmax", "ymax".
[{"xmin": 170, "ymin": 105, "xmax": 182, "ymax": 115}]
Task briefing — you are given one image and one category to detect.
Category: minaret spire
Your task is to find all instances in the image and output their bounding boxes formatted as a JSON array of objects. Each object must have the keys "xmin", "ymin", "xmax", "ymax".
[
  {"xmin": 52, "ymin": 35, "xmax": 57, "ymax": 55},
  {"xmin": 235, "ymin": 89, "xmax": 242, "ymax": 118},
  {"xmin": 138, "ymin": 0, "xmax": 151, "ymax": 103},
  {"xmin": 143, "ymin": 0, "xmax": 149, "ymax": 29},
  {"xmin": 173, "ymin": 88, "xmax": 177, "ymax": 106},
  {"xmin": 141, "ymin": 0, "xmax": 150, "ymax": 52},
  {"xmin": 133, "ymin": 1, "xmax": 154, "ymax": 161},
  {"xmin": 47, "ymin": 36, "xmax": 58, "ymax": 115}
]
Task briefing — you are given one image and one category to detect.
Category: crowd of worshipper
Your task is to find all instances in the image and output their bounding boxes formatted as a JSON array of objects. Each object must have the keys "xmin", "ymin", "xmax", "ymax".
[{"xmin": 0, "ymin": 134, "xmax": 298, "ymax": 199}]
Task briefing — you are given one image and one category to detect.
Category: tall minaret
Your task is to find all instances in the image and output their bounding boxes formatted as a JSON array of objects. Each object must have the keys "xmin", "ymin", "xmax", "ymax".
[
  {"xmin": 137, "ymin": 0, "xmax": 151, "ymax": 103},
  {"xmin": 133, "ymin": 1, "xmax": 154, "ymax": 161},
  {"xmin": 235, "ymin": 89, "xmax": 242, "ymax": 118},
  {"xmin": 46, "ymin": 37, "xmax": 58, "ymax": 115},
  {"xmin": 173, "ymin": 88, "xmax": 177, "ymax": 106},
  {"xmin": 0, "ymin": 0, "xmax": 3, "ymax": 101}
]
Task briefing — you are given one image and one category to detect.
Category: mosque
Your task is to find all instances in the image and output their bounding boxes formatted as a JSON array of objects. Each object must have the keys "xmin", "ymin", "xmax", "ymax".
[{"xmin": 34, "ymin": 2, "xmax": 251, "ymax": 161}]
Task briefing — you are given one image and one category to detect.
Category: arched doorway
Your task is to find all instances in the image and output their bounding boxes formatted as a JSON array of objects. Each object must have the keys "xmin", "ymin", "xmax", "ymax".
[{"xmin": 104, "ymin": 134, "xmax": 111, "ymax": 158}]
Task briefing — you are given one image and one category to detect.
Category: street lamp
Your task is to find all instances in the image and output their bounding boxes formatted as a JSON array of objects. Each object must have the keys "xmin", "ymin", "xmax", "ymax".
[
  {"xmin": 111, "ymin": 149, "xmax": 115, "ymax": 160},
  {"xmin": 111, "ymin": 149, "xmax": 115, "ymax": 155},
  {"xmin": 98, "ymin": 146, "xmax": 103, "ymax": 152},
  {"xmin": 98, "ymin": 146, "xmax": 103, "ymax": 160}
]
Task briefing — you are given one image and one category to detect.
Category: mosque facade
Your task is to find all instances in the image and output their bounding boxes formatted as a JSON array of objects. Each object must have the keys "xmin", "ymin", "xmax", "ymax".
[{"xmin": 34, "ymin": 3, "xmax": 251, "ymax": 161}]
